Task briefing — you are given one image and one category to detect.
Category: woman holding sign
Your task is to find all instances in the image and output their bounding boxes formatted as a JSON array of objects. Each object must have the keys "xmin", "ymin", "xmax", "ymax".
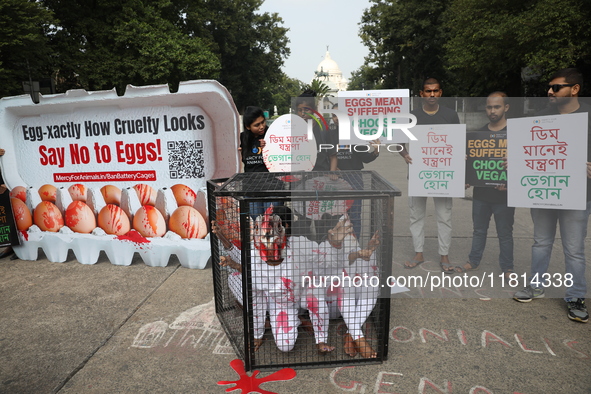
[{"xmin": 239, "ymin": 106, "xmax": 283, "ymax": 218}]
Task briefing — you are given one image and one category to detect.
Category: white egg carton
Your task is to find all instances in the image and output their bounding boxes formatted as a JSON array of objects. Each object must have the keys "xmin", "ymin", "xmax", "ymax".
[
  {"xmin": 13, "ymin": 185, "xmax": 212, "ymax": 268},
  {"xmin": 1, "ymin": 80, "xmax": 240, "ymax": 269}
]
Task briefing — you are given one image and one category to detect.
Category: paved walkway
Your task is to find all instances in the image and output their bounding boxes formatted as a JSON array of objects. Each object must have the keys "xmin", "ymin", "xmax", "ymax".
[{"xmin": 1, "ymin": 153, "xmax": 590, "ymax": 393}]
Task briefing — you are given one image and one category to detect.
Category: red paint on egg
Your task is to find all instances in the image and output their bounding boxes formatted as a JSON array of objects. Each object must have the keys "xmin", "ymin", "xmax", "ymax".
[
  {"xmin": 171, "ymin": 184, "xmax": 196, "ymax": 207},
  {"xmin": 133, "ymin": 184, "xmax": 156, "ymax": 206},
  {"xmin": 65, "ymin": 201, "xmax": 96, "ymax": 233},
  {"xmin": 38, "ymin": 184, "xmax": 57, "ymax": 202},
  {"xmin": 98, "ymin": 204, "xmax": 130, "ymax": 235},
  {"xmin": 133, "ymin": 205, "xmax": 166, "ymax": 237},
  {"xmin": 9, "ymin": 186, "xmax": 27, "ymax": 203},
  {"xmin": 11, "ymin": 197, "xmax": 32, "ymax": 231},
  {"xmin": 68, "ymin": 184, "xmax": 87, "ymax": 202},
  {"xmin": 33, "ymin": 201, "xmax": 64, "ymax": 232}
]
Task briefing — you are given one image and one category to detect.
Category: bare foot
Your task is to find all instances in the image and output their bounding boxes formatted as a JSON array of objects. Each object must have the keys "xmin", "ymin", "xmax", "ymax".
[
  {"xmin": 317, "ymin": 342, "xmax": 335, "ymax": 354},
  {"xmin": 404, "ymin": 252, "xmax": 425, "ymax": 269},
  {"xmin": 354, "ymin": 337, "xmax": 377, "ymax": 358},
  {"xmin": 344, "ymin": 333, "xmax": 357, "ymax": 357},
  {"xmin": 253, "ymin": 338, "xmax": 264, "ymax": 351}
]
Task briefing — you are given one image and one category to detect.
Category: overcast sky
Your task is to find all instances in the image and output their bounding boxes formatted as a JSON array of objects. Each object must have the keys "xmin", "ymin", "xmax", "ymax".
[{"xmin": 258, "ymin": 0, "xmax": 372, "ymax": 83}]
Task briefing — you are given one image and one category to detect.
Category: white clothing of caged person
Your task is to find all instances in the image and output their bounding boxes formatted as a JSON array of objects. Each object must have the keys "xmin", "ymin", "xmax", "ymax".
[{"xmin": 214, "ymin": 205, "xmax": 326, "ymax": 352}]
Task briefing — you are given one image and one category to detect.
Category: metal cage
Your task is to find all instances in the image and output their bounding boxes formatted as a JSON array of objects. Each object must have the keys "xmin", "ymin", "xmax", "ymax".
[{"xmin": 208, "ymin": 171, "xmax": 400, "ymax": 371}]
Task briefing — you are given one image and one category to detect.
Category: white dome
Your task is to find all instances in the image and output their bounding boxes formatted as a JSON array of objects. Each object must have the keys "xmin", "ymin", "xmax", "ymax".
[
  {"xmin": 317, "ymin": 51, "xmax": 341, "ymax": 75},
  {"xmin": 312, "ymin": 50, "xmax": 348, "ymax": 92}
]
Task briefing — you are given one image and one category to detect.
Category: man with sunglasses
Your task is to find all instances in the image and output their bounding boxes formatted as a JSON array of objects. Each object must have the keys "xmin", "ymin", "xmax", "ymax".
[
  {"xmin": 513, "ymin": 68, "xmax": 590, "ymax": 323},
  {"xmin": 400, "ymin": 77, "xmax": 460, "ymax": 274}
]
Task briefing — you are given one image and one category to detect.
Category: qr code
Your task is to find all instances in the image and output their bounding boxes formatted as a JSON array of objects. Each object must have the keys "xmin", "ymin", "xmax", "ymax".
[{"xmin": 167, "ymin": 140, "xmax": 205, "ymax": 179}]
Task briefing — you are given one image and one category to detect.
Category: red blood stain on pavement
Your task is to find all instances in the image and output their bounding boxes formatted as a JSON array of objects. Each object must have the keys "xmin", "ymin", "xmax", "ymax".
[{"xmin": 217, "ymin": 359, "xmax": 296, "ymax": 394}]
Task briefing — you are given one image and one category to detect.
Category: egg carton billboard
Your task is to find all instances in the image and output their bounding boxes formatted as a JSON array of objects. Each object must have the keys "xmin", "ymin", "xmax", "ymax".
[{"xmin": 0, "ymin": 80, "xmax": 240, "ymax": 268}]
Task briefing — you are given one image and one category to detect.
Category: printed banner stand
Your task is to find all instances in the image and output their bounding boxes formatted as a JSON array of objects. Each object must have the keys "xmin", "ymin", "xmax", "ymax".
[{"xmin": 0, "ymin": 80, "xmax": 240, "ymax": 268}]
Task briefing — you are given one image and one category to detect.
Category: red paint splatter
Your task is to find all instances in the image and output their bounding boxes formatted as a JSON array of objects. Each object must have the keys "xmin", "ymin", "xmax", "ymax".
[
  {"xmin": 140, "ymin": 205, "xmax": 160, "ymax": 235},
  {"xmin": 276, "ymin": 311, "xmax": 291, "ymax": 334},
  {"xmin": 218, "ymin": 359, "xmax": 296, "ymax": 394},
  {"xmin": 116, "ymin": 230, "xmax": 150, "ymax": 244},
  {"xmin": 277, "ymin": 175, "xmax": 302, "ymax": 183},
  {"xmin": 107, "ymin": 204, "xmax": 124, "ymax": 233},
  {"xmin": 281, "ymin": 277, "xmax": 295, "ymax": 301},
  {"xmin": 21, "ymin": 230, "xmax": 29, "ymax": 241},
  {"xmin": 181, "ymin": 209, "xmax": 198, "ymax": 238},
  {"xmin": 306, "ymin": 295, "xmax": 320, "ymax": 319}
]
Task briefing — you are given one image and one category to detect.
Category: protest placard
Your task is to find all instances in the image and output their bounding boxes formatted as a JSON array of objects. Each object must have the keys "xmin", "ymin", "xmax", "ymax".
[
  {"xmin": 338, "ymin": 89, "xmax": 410, "ymax": 144},
  {"xmin": 466, "ymin": 131, "xmax": 507, "ymax": 187},
  {"xmin": 507, "ymin": 112, "xmax": 587, "ymax": 209},
  {"xmin": 408, "ymin": 124, "xmax": 466, "ymax": 197},
  {"xmin": 0, "ymin": 191, "xmax": 19, "ymax": 247}
]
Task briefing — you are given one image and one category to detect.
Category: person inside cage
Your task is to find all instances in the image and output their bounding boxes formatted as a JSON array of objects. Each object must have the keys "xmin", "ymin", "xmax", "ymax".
[
  {"xmin": 214, "ymin": 205, "xmax": 300, "ymax": 352},
  {"xmin": 325, "ymin": 216, "xmax": 381, "ymax": 359},
  {"xmin": 214, "ymin": 205, "xmax": 345, "ymax": 354}
]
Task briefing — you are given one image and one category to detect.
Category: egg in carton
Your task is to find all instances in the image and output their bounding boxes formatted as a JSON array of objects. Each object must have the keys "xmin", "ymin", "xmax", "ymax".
[{"xmin": 12, "ymin": 183, "xmax": 211, "ymax": 268}]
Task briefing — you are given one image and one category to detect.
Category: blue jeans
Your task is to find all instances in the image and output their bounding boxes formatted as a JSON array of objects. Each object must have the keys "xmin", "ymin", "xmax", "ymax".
[
  {"xmin": 468, "ymin": 199, "xmax": 515, "ymax": 272},
  {"xmin": 530, "ymin": 202, "xmax": 590, "ymax": 300},
  {"xmin": 341, "ymin": 172, "xmax": 364, "ymax": 238}
]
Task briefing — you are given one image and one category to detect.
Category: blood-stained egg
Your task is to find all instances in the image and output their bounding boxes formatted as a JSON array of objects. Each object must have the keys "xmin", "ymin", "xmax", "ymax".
[
  {"xmin": 38, "ymin": 184, "xmax": 57, "ymax": 202},
  {"xmin": 133, "ymin": 184, "xmax": 156, "ymax": 206},
  {"xmin": 168, "ymin": 206, "xmax": 207, "ymax": 239},
  {"xmin": 33, "ymin": 201, "xmax": 64, "ymax": 232},
  {"xmin": 68, "ymin": 184, "xmax": 87, "ymax": 202},
  {"xmin": 65, "ymin": 201, "xmax": 96, "ymax": 233},
  {"xmin": 100, "ymin": 185, "xmax": 122, "ymax": 205},
  {"xmin": 98, "ymin": 204, "xmax": 130, "ymax": 235},
  {"xmin": 133, "ymin": 205, "xmax": 166, "ymax": 237},
  {"xmin": 11, "ymin": 197, "xmax": 33, "ymax": 231},
  {"xmin": 10, "ymin": 186, "xmax": 27, "ymax": 203},
  {"xmin": 171, "ymin": 184, "xmax": 196, "ymax": 207}
]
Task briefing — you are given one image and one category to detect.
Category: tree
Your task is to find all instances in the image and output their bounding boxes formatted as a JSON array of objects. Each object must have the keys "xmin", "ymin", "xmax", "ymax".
[
  {"xmin": 358, "ymin": 0, "xmax": 591, "ymax": 96},
  {"xmin": 0, "ymin": 0, "xmax": 55, "ymax": 98},
  {"xmin": 271, "ymin": 73, "xmax": 305, "ymax": 115},
  {"xmin": 347, "ymin": 65, "xmax": 383, "ymax": 91},
  {"xmin": 178, "ymin": 0, "xmax": 290, "ymax": 111},
  {"xmin": 43, "ymin": 0, "xmax": 220, "ymax": 94},
  {"xmin": 359, "ymin": 0, "xmax": 451, "ymax": 94},
  {"xmin": 443, "ymin": 0, "xmax": 591, "ymax": 96},
  {"xmin": 304, "ymin": 79, "xmax": 331, "ymax": 97}
]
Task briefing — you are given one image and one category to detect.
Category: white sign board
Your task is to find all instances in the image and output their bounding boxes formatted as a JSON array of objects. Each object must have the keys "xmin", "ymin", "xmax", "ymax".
[
  {"xmin": 507, "ymin": 112, "xmax": 588, "ymax": 210},
  {"xmin": 408, "ymin": 124, "xmax": 466, "ymax": 197},
  {"xmin": 338, "ymin": 89, "xmax": 410, "ymax": 144},
  {"xmin": 262, "ymin": 114, "xmax": 317, "ymax": 172}
]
